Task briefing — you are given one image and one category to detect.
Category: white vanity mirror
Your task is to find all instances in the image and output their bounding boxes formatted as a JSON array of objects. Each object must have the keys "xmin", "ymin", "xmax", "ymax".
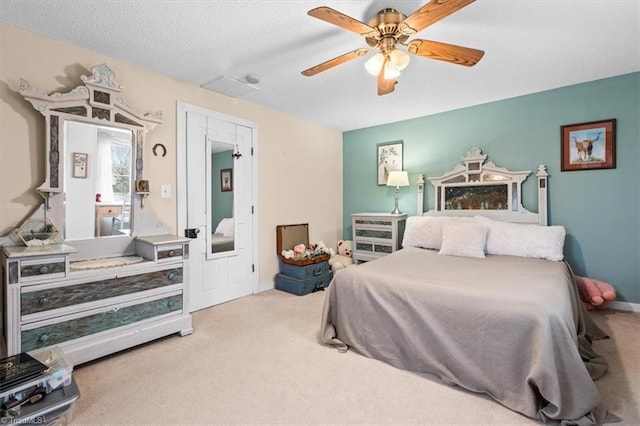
[
  {"xmin": 64, "ymin": 121, "xmax": 134, "ymax": 240},
  {"xmin": 3, "ymin": 63, "xmax": 193, "ymax": 366},
  {"xmin": 18, "ymin": 63, "xmax": 162, "ymax": 254},
  {"xmin": 209, "ymin": 141, "xmax": 235, "ymax": 254}
]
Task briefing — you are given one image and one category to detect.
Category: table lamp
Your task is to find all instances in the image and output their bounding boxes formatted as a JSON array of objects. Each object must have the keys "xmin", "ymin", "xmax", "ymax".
[{"xmin": 386, "ymin": 171, "xmax": 409, "ymax": 214}]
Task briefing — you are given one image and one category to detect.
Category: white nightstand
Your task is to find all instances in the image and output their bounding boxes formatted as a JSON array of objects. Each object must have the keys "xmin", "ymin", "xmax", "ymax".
[{"xmin": 351, "ymin": 213, "xmax": 407, "ymax": 263}]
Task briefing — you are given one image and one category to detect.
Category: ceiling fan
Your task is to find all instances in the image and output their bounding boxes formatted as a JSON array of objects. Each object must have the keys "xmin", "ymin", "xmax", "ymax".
[{"xmin": 301, "ymin": 0, "xmax": 485, "ymax": 96}]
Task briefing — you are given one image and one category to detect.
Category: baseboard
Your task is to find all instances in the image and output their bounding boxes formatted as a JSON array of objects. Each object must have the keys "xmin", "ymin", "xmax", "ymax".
[
  {"xmin": 608, "ymin": 301, "xmax": 640, "ymax": 313},
  {"xmin": 258, "ymin": 281, "xmax": 275, "ymax": 293}
]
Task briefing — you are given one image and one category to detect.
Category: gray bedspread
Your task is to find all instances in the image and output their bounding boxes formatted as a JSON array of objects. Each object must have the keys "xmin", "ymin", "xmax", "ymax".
[
  {"xmin": 321, "ymin": 247, "xmax": 614, "ymax": 424},
  {"xmin": 211, "ymin": 234, "xmax": 234, "ymax": 253}
]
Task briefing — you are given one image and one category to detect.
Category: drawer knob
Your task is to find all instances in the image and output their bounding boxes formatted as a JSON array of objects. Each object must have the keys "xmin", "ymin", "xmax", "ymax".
[
  {"xmin": 38, "ymin": 296, "xmax": 48, "ymax": 306},
  {"xmin": 112, "ymin": 306, "xmax": 120, "ymax": 312},
  {"xmin": 167, "ymin": 271, "xmax": 177, "ymax": 281},
  {"xmin": 38, "ymin": 265, "xmax": 50, "ymax": 274},
  {"xmin": 38, "ymin": 334, "xmax": 49, "ymax": 343},
  {"xmin": 168, "ymin": 250, "xmax": 177, "ymax": 257}
]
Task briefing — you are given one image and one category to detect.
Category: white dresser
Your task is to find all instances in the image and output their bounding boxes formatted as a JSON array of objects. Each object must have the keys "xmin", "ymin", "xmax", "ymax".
[
  {"xmin": 1, "ymin": 235, "xmax": 193, "ymax": 366},
  {"xmin": 351, "ymin": 213, "xmax": 407, "ymax": 263},
  {"xmin": 4, "ymin": 64, "xmax": 194, "ymax": 366}
]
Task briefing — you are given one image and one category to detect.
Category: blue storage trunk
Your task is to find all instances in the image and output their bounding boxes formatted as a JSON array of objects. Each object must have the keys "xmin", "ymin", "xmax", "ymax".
[
  {"xmin": 278, "ymin": 259, "xmax": 331, "ymax": 280},
  {"xmin": 274, "ymin": 270, "xmax": 332, "ymax": 296},
  {"xmin": 275, "ymin": 223, "xmax": 333, "ymax": 295}
]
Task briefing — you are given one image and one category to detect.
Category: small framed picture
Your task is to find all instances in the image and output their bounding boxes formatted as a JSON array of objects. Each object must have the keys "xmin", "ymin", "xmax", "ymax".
[
  {"xmin": 72, "ymin": 152, "xmax": 88, "ymax": 178},
  {"xmin": 220, "ymin": 169, "xmax": 232, "ymax": 192},
  {"xmin": 135, "ymin": 179, "xmax": 149, "ymax": 193},
  {"xmin": 561, "ymin": 119, "xmax": 616, "ymax": 171},
  {"xmin": 377, "ymin": 141, "xmax": 403, "ymax": 185}
]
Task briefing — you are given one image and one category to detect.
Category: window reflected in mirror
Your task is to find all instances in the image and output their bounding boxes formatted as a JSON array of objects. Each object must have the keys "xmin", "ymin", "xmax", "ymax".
[
  {"xmin": 210, "ymin": 141, "xmax": 235, "ymax": 254},
  {"xmin": 64, "ymin": 121, "xmax": 133, "ymax": 240}
]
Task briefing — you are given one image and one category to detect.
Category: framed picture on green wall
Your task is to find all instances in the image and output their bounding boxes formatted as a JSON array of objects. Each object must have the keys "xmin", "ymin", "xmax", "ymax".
[
  {"xmin": 561, "ymin": 119, "xmax": 616, "ymax": 171},
  {"xmin": 220, "ymin": 168, "xmax": 233, "ymax": 192},
  {"xmin": 377, "ymin": 141, "xmax": 403, "ymax": 185}
]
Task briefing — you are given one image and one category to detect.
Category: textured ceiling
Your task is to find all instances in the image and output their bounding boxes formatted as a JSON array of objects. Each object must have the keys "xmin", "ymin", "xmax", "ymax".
[{"xmin": 1, "ymin": 1, "xmax": 639, "ymax": 131}]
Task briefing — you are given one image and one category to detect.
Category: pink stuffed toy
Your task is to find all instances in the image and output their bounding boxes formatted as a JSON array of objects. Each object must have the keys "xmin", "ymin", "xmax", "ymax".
[{"xmin": 575, "ymin": 275, "xmax": 616, "ymax": 310}]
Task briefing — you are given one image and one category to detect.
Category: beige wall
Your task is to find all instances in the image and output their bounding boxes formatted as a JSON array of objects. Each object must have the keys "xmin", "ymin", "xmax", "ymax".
[{"xmin": 0, "ymin": 23, "xmax": 343, "ymax": 289}]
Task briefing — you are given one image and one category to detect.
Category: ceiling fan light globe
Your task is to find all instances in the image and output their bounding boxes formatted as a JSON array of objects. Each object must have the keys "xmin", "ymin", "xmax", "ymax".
[
  {"xmin": 389, "ymin": 49, "xmax": 410, "ymax": 71},
  {"xmin": 365, "ymin": 53, "xmax": 385, "ymax": 76},
  {"xmin": 383, "ymin": 62, "xmax": 401, "ymax": 80}
]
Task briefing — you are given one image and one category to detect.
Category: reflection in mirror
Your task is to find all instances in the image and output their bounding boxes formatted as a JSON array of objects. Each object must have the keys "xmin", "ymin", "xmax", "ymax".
[
  {"xmin": 64, "ymin": 121, "xmax": 133, "ymax": 240},
  {"xmin": 210, "ymin": 141, "xmax": 235, "ymax": 253}
]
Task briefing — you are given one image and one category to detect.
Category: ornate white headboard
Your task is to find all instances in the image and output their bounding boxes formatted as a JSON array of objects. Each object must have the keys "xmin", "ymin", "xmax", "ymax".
[{"xmin": 416, "ymin": 147, "xmax": 548, "ymax": 225}]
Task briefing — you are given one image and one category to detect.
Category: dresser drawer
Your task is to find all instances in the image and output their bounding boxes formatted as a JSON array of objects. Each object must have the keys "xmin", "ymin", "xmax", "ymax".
[
  {"xmin": 354, "ymin": 228, "xmax": 393, "ymax": 239},
  {"xmin": 353, "ymin": 218, "xmax": 393, "ymax": 227},
  {"xmin": 21, "ymin": 293, "xmax": 183, "ymax": 352},
  {"xmin": 355, "ymin": 241, "xmax": 393, "ymax": 254},
  {"xmin": 157, "ymin": 245, "xmax": 184, "ymax": 261},
  {"xmin": 21, "ymin": 267, "xmax": 183, "ymax": 316},
  {"xmin": 15, "ymin": 256, "xmax": 67, "ymax": 283},
  {"xmin": 136, "ymin": 238, "xmax": 188, "ymax": 262}
]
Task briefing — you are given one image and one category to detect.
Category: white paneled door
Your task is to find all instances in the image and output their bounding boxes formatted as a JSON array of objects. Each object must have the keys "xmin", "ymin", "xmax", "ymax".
[{"xmin": 177, "ymin": 102, "xmax": 258, "ymax": 312}]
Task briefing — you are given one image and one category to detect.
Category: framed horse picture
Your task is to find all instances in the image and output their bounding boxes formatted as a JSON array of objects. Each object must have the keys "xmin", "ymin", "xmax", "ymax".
[{"xmin": 377, "ymin": 141, "xmax": 403, "ymax": 185}]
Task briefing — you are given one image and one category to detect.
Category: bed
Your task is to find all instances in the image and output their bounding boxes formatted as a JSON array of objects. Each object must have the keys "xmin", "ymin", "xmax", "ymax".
[
  {"xmin": 321, "ymin": 147, "xmax": 615, "ymax": 424},
  {"xmin": 211, "ymin": 234, "xmax": 234, "ymax": 253},
  {"xmin": 211, "ymin": 218, "xmax": 234, "ymax": 253}
]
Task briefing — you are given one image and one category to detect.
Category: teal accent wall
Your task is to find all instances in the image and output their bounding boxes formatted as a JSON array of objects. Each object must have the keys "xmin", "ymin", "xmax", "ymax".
[
  {"xmin": 211, "ymin": 151, "xmax": 234, "ymax": 229},
  {"xmin": 343, "ymin": 72, "xmax": 640, "ymax": 303}
]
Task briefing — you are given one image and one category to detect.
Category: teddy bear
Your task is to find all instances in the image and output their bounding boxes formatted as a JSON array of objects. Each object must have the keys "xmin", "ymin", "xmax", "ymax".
[
  {"xmin": 575, "ymin": 275, "xmax": 616, "ymax": 310},
  {"xmin": 328, "ymin": 240, "xmax": 353, "ymax": 273}
]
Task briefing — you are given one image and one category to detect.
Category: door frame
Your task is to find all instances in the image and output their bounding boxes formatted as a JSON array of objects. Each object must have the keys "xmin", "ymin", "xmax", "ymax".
[{"xmin": 176, "ymin": 101, "xmax": 260, "ymax": 303}]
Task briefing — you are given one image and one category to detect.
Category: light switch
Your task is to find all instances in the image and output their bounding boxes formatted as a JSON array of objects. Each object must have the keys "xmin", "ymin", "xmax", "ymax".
[{"xmin": 161, "ymin": 184, "xmax": 171, "ymax": 198}]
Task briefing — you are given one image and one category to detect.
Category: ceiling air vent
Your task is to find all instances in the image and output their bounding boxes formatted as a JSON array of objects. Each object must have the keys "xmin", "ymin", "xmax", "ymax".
[{"xmin": 201, "ymin": 75, "xmax": 258, "ymax": 98}]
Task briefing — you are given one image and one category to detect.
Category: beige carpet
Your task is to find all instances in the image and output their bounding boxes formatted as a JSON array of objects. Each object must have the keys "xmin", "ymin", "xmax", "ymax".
[{"xmin": 71, "ymin": 289, "xmax": 640, "ymax": 425}]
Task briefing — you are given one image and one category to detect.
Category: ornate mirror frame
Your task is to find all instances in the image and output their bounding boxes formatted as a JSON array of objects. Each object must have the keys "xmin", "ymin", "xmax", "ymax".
[
  {"xmin": 19, "ymin": 63, "xmax": 162, "ymax": 244},
  {"xmin": 416, "ymin": 147, "xmax": 549, "ymax": 225}
]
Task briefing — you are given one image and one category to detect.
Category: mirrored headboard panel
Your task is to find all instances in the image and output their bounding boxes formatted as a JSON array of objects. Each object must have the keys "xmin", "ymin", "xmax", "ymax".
[
  {"xmin": 19, "ymin": 63, "xmax": 162, "ymax": 250},
  {"xmin": 416, "ymin": 147, "xmax": 549, "ymax": 225}
]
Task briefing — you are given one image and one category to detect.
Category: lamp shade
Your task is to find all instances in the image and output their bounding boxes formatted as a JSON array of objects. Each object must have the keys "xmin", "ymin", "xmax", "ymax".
[{"xmin": 387, "ymin": 171, "xmax": 409, "ymax": 187}]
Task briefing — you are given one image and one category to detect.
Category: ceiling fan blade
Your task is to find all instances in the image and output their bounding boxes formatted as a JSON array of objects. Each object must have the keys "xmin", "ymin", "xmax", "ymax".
[
  {"xmin": 408, "ymin": 39, "xmax": 484, "ymax": 66},
  {"xmin": 301, "ymin": 48, "xmax": 370, "ymax": 77},
  {"xmin": 377, "ymin": 58, "xmax": 396, "ymax": 96},
  {"xmin": 377, "ymin": 77, "xmax": 395, "ymax": 96},
  {"xmin": 308, "ymin": 6, "xmax": 379, "ymax": 38},
  {"xmin": 399, "ymin": 0, "xmax": 476, "ymax": 35}
]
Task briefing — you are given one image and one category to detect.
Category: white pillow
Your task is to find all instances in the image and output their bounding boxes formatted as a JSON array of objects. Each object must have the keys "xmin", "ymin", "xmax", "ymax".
[
  {"xmin": 215, "ymin": 218, "xmax": 234, "ymax": 237},
  {"xmin": 402, "ymin": 216, "xmax": 474, "ymax": 250},
  {"xmin": 439, "ymin": 222, "xmax": 488, "ymax": 258},
  {"xmin": 214, "ymin": 219, "xmax": 226, "ymax": 235},
  {"xmin": 474, "ymin": 216, "xmax": 565, "ymax": 261}
]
